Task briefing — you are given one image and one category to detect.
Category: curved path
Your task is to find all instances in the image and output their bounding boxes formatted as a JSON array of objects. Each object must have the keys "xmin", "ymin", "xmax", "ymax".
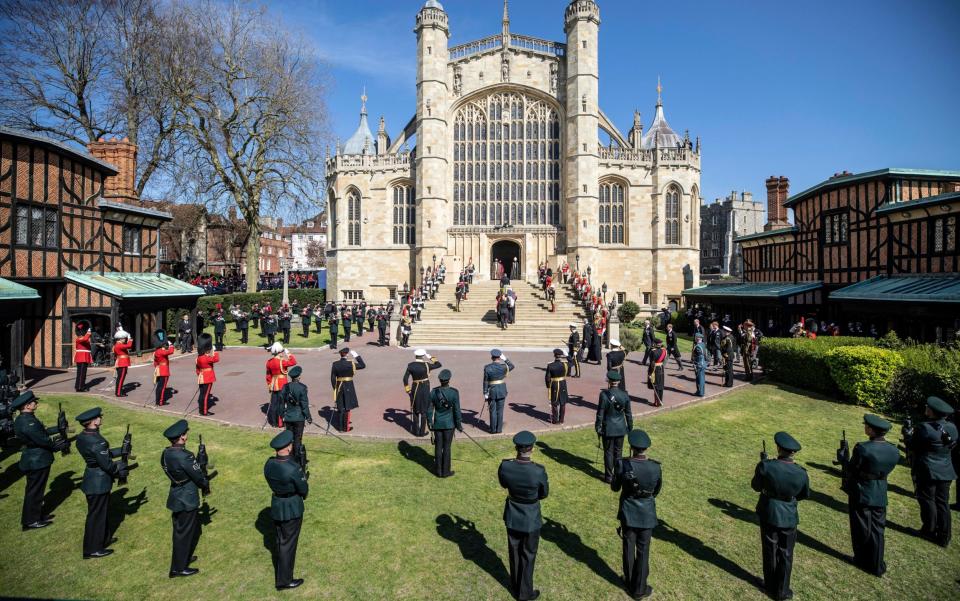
[{"xmin": 27, "ymin": 344, "xmax": 757, "ymax": 440}]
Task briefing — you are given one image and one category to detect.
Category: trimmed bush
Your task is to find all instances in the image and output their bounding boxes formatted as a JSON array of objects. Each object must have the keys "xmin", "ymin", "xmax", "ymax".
[
  {"xmin": 620, "ymin": 326, "xmax": 643, "ymax": 353},
  {"xmin": 888, "ymin": 344, "xmax": 960, "ymax": 416},
  {"xmin": 617, "ymin": 301, "xmax": 640, "ymax": 324},
  {"xmin": 825, "ymin": 346, "xmax": 903, "ymax": 409},
  {"xmin": 758, "ymin": 336, "xmax": 877, "ymax": 396}
]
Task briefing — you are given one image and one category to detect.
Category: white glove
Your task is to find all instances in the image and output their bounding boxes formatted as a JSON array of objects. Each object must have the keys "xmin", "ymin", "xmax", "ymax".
[
  {"xmin": 350, "ymin": 350, "xmax": 358, "ymax": 358},
  {"xmin": 500, "ymin": 354, "xmax": 508, "ymax": 362},
  {"xmin": 425, "ymin": 354, "xmax": 432, "ymax": 361}
]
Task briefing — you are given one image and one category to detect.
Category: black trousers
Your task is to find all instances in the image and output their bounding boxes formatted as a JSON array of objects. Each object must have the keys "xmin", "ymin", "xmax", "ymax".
[
  {"xmin": 413, "ymin": 412, "xmax": 427, "ymax": 437},
  {"xmin": 214, "ymin": 332, "xmax": 224, "ymax": 350},
  {"xmin": 723, "ymin": 359, "xmax": 734, "ymax": 387},
  {"xmin": 240, "ymin": 327, "xmax": 248, "ymax": 343},
  {"xmin": 621, "ymin": 525, "xmax": 653, "ymax": 597},
  {"xmin": 849, "ymin": 503, "xmax": 886, "ymax": 575},
  {"xmin": 302, "ymin": 323, "xmax": 309, "ymax": 337},
  {"xmin": 357, "ymin": 321, "xmax": 364, "ymax": 336},
  {"xmin": 282, "ymin": 328, "xmax": 290, "ymax": 344},
  {"xmin": 329, "ymin": 332, "xmax": 338, "ymax": 349},
  {"xmin": 84, "ymin": 492, "xmax": 110, "ymax": 555},
  {"xmin": 760, "ymin": 524, "xmax": 797, "ymax": 600},
  {"xmin": 21, "ymin": 466, "xmax": 50, "ymax": 527},
  {"xmin": 75, "ymin": 362, "xmax": 88, "ymax": 391},
  {"xmin": 267, "ymin": 333, "xmax": 275, "ymax": 345},
  {"xmin": 507, "ymin": 528, "xmax": 540, "ymax": 600},
  {"xmin": 274, "ymin": 517, "xmax": 302, "ymax": 587},
  {"xmin": 434, "ymin": 429, "xmax": 454, "ymax": 476},
  {"xmin": 115, "ymin": 367, "xmax": 128, "ymax": 396},
  {"xmin": 602, "ymin": 436, "xmax": 624, "ymax": 482},
  {"xmin": 343, "ymin": 327, "xmax": 351, "ymax": 342},
  {"xmin": 916, "ymin": 479, "xmax": 952, "ymax": 545},
  {"xmin": 378, "ymin": 327, "xmax": 386, "ymax": 345},
  {"xmin": 155, "ymin": 376, "xmax": 169, "ymax": 405},
  {"xmin": 285, "ymin": 420, "xmax": 305, "ymax": 447},
  {"xmin": 316, "ymin": 320, "xmax": 323, "ymax": 334},
  {"xmin": 170, "ymin": 509, "xmax": 201, "ymax": 572}
]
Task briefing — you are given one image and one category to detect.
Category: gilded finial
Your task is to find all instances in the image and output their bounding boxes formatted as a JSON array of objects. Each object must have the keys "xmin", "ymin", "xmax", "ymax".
[
  {"xmin": 656, "ymin": 76, "xmax": 663, "ymax": 104},
  {"xmin": 360, "ymin": 86, "xmax": 368, "ymax": 114}
]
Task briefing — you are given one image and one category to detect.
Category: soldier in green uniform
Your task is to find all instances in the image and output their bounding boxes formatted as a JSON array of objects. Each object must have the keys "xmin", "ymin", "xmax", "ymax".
[
  {"xmin": 904, "ymin": 396, "xmax": 957, "ymax": 546},
  {"xmin": 611, "ymin": 430, "xmax": 661, "ymax": 600},
  {"xmin": 596, "ymin": 371, "xmax": 633, "ymax": 483},
  {"xmin": 328, "ymin": 312, "xmax": 339, "ymax": 350},
  {"xmin": 566, "ymin": 323, "xmax": 581, "ymax": 378},
  {"xmin": 544, "ymin": 348, "xmax": 569, "ymax": 425},
  {"xmin": 301, "ymin": 305, "xmax": 312, "ymax": 338},
  {"xmin": 237, "ymin": 310, "xmax": 249, "ymax": 344},
  {"xmin": 751, "ymin": 431, "xmax": 810, "ymax": 601},
  {"xmin": 498, "ymin": 431, "xmax": 549, "ymax": 601},
  {"xmin": 75, "ymin": 407, "xmax": 129, "ymax": 558},
  {"xmin": 842, "ymin": 414, "xmax": 899, "ymax": 576},
  {"xmin": 264, "ymin": 313, "xmax": 278, "ymax": 347},
  {"xmin": 160, "ymin": 419, "xmax": 210, "ymax": 578},
  {"xmin": 281, "ymin": 366, "xmax": 312, "ymax": 467},
  {"xmin": 264, "ymin": 430, "xmax": 308, "ymax": 590},
  {"xmin": 12, "ymin": 391, "xmax": 68, "ymax": 530},
  {"xmin": 426, "ymin": 369, "xmax": 462, "ymax": 478},
  {"xmin": 720, "ymin": 326, "xmax": 735, "ymax": 387}
]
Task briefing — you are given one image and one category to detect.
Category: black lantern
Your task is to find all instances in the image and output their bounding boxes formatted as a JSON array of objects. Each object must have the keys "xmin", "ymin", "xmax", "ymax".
[
  {"xmin": 575, "ymin": 253, "xmax": 580, "ymax": 272},
  {"xmin": 587, "ymin": 265, "xmax": 592, "ymax": 284},
  {"xmin": 403, "ymin": 281, "xmax": 409, "ymax": 295},
  {"xmin": 432, "ymin": 254, "xmax": 437, "ymax": 271},
  {"xmin": 602, "ymin": 281, "xmax": 608, "ymax": 302}
]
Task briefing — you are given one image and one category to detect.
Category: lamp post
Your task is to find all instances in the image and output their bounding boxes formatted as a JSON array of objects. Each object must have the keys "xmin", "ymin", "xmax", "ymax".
[
  {"xmin": 602, "ymin": 281, "xmax": 608, "ymax": 304},
  {"xmin": 419, "ymin": 266, "xmax": 425, "ymax": 287},
  {"xmin": 587, "ymin": 265, "xmax": 592, "ymax": 285},
  {"xmin": 575, "ymin": 253, "xmax": 580, "ymax": 273},
  {"xmin": 432, "ymin": 254, "xmax": 437, "ymax": 273},
  {"xmin": 402, "ymin": 281, "xmax": 409, "ymax": 304}
]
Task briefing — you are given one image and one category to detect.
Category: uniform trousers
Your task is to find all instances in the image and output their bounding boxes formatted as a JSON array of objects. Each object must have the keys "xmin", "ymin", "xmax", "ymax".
[
  {"xmin": 378, "ymin": 327, "xmax": 387, "ymax": 346},
  {"xmin": 567, "ymin": 353, "xmax": 580, "ymax": 378},
  {"xmin": 507, "ymin": 528, "xmax": 540, "ymax": 601},
  {"xmin": 282, "ymin": 329, "xmax": 290, "ymax": 344},
  {"xmin": 266, "ymin": 333, "xmax": 275, "ymax": 346},
  {"xmin": 621, "ymin": 525, "xmax": 653, "ymax": 598},
  {"xmin": 75, "ymin": 363, "xmax": 88, "ymax": 391},
  {"xmin": 550, "ymin": 399, "xmax": 566, "ymax": 424},
  {"xmin": 199, "ymin": 383, "xmax": 213, "ymax": 415},
  {"xmin": 602, "ymin": 436, "xmax": 624, "ymax": 482},
  {"xmin": 214, "ymin": 332, "xmax": 224, "ymax": 350},
  {"xmin": 760, "ymin": 523, "xmax": 797, "ymax": 601},
  {"xmin": 302, "ymin": 323, "xmax": 310, "ymax": 337},
  {"xmin": 268, "ymin": 391, "xmax": 285, "ymax": 427},
  {"xmin": 155, "ymin": 376, "xmax": 169, "ymax": 405},
  {"xmin": 315, "ymin": 319, "xmax": 323, "ymax": 334},
  {"xmin": 849, "ymin": 503, "xmax": 886, "ymax": 575},
  {"xmin": 488, "ymin": 398, "xmax": 505, "ymax": 433},
  {"xmin": 723, "ymin": 359, "xmax": 734, "ymax": 387},
  {"xmin": 742, "ymin": 352, "xmax": 754, "ymax": 381},
  {"xmin": 694, "ymin": 367, "xmax": 706, "ymax": 396},
  {"xmin": 115, "ymin": 367, "xmax": 128, "ymax": 396},
  {"xmin": 285, "ymin": 420, "xmax": 305, "ymax": 447},
  {"xmin": 84, "ymin": 492, "xmax": 110, "ymax": 555},
  {"xmin": 342, "ymin": 327, "xmax": 351, "ymax": 342},
  {"xmin": 274, "ymin": 517, "xmax": 302, "ymax": 587},
  {"xmin": 434, "ymin": 429, "xmax": 454, "ymax": 476},
  {"xmin": 413, "ymin": 412, "xmax": 427, "ymax": 437},
  {"xmin": 916, "ymin": 479, "xmax": 952, "ymax": 545},
  {"xmin": 21, "ymin": 466, "xmax": 50, "ymax": 527},
  {"xmin": 170, "ymin": 509, "xmax": 201, "ymax": 572},
  {"xmin": 329, "ymin": 331, "xmax": 338, "ymax": 349},
  {"xmin": 239, "ymin": 327, "xmax": 248, "ymax": 343}
]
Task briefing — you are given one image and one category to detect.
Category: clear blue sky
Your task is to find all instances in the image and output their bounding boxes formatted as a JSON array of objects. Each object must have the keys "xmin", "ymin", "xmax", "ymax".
[{"xmin": 277, "ymin": 0, "xmax": 960, "ymax": 206}]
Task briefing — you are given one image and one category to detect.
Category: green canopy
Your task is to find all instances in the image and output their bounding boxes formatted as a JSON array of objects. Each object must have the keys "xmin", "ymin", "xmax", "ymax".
[{"xmin": 65, "ymin": 271, "xmax": 204, "ymax": 299}]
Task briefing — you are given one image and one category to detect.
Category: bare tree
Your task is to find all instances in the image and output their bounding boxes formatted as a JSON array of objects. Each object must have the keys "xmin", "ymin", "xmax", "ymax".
[
  {"xmin": 305, "ymin": 240, "xmax": 326, "ymax": 268},
  {"xmin": 176, "ymin": 2, "xmax": 326, "ymax": 292}
]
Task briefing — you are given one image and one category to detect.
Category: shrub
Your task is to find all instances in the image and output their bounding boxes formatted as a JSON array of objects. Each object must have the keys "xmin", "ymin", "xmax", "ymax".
[
  {"xmin": 888, "ymin": 344, "xmax": 960, "ymax": 416},
  {"xmin": 617, "ymin": 301, "xmax": 640, "ymax": 324},
  {"xmin": 670, "ymin": 310, "xmax": 691, "ymax": 333},
  {"xmin": 167, "ymin": 290, "xmax": 327, "ymax": 330},
  {"xmin": 619, "ymin": 326, "xmax": 643, "ymax": 353},
  {"xmin": 875, "ymin": 330, "xmax": 906, "ymax": 350},
  {"xmin": 825, "ymin": 346, "xmax": 903, "ymax": 409},
  {"xmin": 758, "ymin": 336, "xmax": 876, "ymax": 397}
]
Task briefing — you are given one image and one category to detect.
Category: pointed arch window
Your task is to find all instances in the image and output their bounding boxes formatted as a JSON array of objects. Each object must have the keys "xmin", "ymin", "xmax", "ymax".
[
  {"xmin": 665, "ymin": 186, "xmax": 681, "ymax": 245},
  {"xmin": 599, "ymin": 182, "xmax": 625, "ymax": 244},
  {"xmin": 347, "ymin": 190, "xmax": 362, "ymax": 246},
  {"xmin": 392, "ymin": 183, "xmax": 415, "ymax": 245}
]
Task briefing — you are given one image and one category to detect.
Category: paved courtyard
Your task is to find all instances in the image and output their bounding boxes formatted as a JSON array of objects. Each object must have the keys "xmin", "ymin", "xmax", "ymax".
[{"xmin": 28, "ymin": 343, "xmax": 758, "ymax": 440}]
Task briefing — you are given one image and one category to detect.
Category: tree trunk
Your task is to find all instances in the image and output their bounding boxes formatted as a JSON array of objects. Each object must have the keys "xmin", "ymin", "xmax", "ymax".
[{"xmin": 245, "ymin": 228, "xmax": 260, "ymax": 293}]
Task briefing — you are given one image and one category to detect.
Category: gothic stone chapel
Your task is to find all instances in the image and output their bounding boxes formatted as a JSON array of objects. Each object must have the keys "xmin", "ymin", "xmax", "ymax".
[{"xmin": 325, "ymin": 0, "xmax": 701, "ymax": 307}]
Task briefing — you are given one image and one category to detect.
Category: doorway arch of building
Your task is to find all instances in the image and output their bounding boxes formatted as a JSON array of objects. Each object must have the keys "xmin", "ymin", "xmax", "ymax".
[{"xmin": 490, "ymin": 239, "xmax": 522, "ymax": 280}]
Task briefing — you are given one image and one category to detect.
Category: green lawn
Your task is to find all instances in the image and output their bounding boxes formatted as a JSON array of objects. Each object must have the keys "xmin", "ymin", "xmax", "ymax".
[
  {"xmin": 1, "ymin": 384, "xmax": 956, "ymax": 600},
  {"xmin": 199, "ymin": 320, "xmax": 366, "ymax": 348}
]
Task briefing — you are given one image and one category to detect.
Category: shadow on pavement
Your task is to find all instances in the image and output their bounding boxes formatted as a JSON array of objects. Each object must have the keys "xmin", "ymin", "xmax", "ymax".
[{"xmin": 509, "ymin": 402, "xmax": 551, "ymax": 423}]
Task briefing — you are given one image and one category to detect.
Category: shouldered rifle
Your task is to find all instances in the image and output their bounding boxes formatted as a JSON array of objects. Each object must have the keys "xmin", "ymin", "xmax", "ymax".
[
  {"xmin": 833, "ymin": 429, "xmax": 849, "ymax": 490},
  {"xmin": 899, "ymin": 417, "xmax": 915, "ymax": 468},
  {"xmin": 56, "ymin": 403, "xmax": 74, "ymax": 455},
  {"xmin": 297, "ymin": 443, "xmax": 310, "ymax": 480},
  {"xmin": 760, "ymin": 440, "xmax": 767, "ymax": 461},
  {"xmin": 118, "ymin": 424, "xmax": 137, "ymax": 485},
  {"xmin": 197, "ymin": 434, "xmax": 217, "ymax": 480}
]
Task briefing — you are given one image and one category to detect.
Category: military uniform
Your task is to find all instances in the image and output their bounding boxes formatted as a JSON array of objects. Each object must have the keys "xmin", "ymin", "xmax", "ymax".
[
  {"xmin": 377, "ymin": 311, "xmax": 388, "ymax": 346},
  {"xmin": 264, "ymin": 315, "xmax": 278, "ymax": 346},
  {"xmin": 427, "ymin": 370, "xmax": 462, "ymax": 478},
  {"xmin": 160, "ymin": 420, "xmax": 210, "ymax": 577},
  {"xmin": 611, "ymin": 430, "xmax": 661, "ymax": 599},
  {"xmin": 845, "ymin": 415, "xmax": 899, "ymax": 575},
  {"xmin": 692, "ymin": 336, "xmax": 708, "ymax": 397},
  {"xmin": 281, "ymin": 366, "xmax": 312, "ymax": 466},
  {"xmin": 596, "ymin": 374, "xmax": 633, "ymax": 482},
  {"xmin": 720, "ymin": 328, "xmax": 735, "ymax": 387},
  {"xmin": 498, "ymin": 431, "xmax": 549, "ymax": 601},
  {"xmin": 566, "ymin": 326, "xmax": 581, "ymax": 377},
  {"xmin": 341, "ymin": 310, "xmax": 352, "ymax": 342},
  {"xmin": 13, "ymin": 392, "xmax": 63, "ymax": 529},
  {"xmin": 606, "ymin": 344, "xmax": 628, "ymax": 391},
  {"xmin": 301, "ymin": 308, "xmax": 312, "ymax": 337},
  {"xmin": 403, "ymin": 352, "xmax": 442, "ymax": 437},
  {"xmin": 331, "ymin": 350, "xmax": 366, "ymax": 432},
  {"xmin": 237, "ymin": 312, "xmax": 249, "ymax": 343},
  {"xmin": 213, "ymin": 313, "xmax": 226, "ymax": 350},
  {"xmin": 545, "ymin": 351, "xmax": 569, "ymax": 424},
  {"xmin": 751, "ymin": 432, "xmax": 810, "ymax": 601},
  {"xmin": 482, "ymin": 351, "xmax": 515, "ymax": 434},
  {"xmin": 355, "ymin": 303, "xmax": 366, "ymax": 336},
  {"xmin": 178, "ymin": 318, "xmax": 194, "ymax": 353},
  {"xmin": 264, "ymin": 430, "xmax": 309, "ymax": 590},
  {"xmin": 328, "ymin": 314, "xmax": 339, "ymax": 349},
  {"xmin": 75, "ymin": 407, "xmax": 127, "ymax": 558},
  {"xmin": 640, "ymin": 324, "xmax": 654, "ymax": 366},
  {"xmin": 906, "ymin": 396, "xmax": 958, "ymax": 546},
  {"xmin": 665, "ymin": 328, "xmax": 683, "ymax": 370},
  {"xmin": 646, "ymin": 343, "xmax": 667, "ymax": 407},
  {"xmin": 279, "ymin": 311, "xmax": 292, "ymax": 344}
]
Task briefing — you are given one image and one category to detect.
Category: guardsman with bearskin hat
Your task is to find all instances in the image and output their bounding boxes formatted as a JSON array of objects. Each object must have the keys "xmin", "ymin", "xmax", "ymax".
[
  {"xmin": 195, "ymin": 333, "xmax": 219, "ymax": 416},
  {"xmin": 153, "ymin": 329, "xmax": 175, "ymax": 406},
  {"xmin": 74, "ymin": 320, "xmax": 92, "ymax": 392}
]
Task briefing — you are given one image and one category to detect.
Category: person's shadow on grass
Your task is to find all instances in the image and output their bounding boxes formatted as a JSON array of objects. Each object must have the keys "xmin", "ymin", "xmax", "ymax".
[
  {"xmin": 435, "ymin": 514, "xmax": 510, "ymax": 594},
  {"xmin": 255, "ymin": 507, "xmax": 278, "ymax": 572},
  {"xmin": 398, "ymin": 440, "xmax": 434, "ymax": 475},
  {"xmin": 655, "ymin": 519, "xmax": 762, "ymax": 590},
  {"xmin": 535, "ymin": 441, "xmax": 604, "ymax": 481},
  {"xmin": 0, "ymin": 461, "xmax": 24, "ymax": 493},
  {"xmin": 540, "ymin": 518, "xmax": 621, "ymax": 587},
  {"xmin": 43, "ymin": 470, "xmax": 79, "ymax": 515},
  {"xmin": 107, "ymin": 486, "xmax": 148, "ymax": 540}
]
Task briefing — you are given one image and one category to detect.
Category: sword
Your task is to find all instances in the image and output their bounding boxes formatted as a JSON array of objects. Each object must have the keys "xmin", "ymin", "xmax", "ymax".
[
  {"xmin": 181, "ymin": 386, "xmax": 201, "ymax": 417},
  {"xmin": 314, "ymin": 409, "xmax": 350, "ymax": 445},
  {"xmin": 458, "ymin": 427, "xmax": 494, "ymax": 458}
]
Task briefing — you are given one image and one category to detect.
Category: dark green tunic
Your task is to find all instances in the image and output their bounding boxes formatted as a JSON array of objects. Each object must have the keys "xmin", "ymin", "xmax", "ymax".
[
  {"xmin": 611, "ymin": 457, "xmax": 662, "ymax": 529},
  {"xmin": 427, "ymin": 385, "xmax": 462, "ymax": 430},
  {"xmin": 909, "ymin": 418, "xmax": 959, "ymax": 482},
  {"xmin": 161, "ymin": 444, "xmax": 210, "ymax": 513},
  {"xmin": 281, "ymin": 381, "xmax": 311, "ymax": 423},
  {"xmin": 498, "ymin": 458, "xmax": 549, "ymax": 533},
  {"xmin": 751, "ymin": 459, "xmax": 810, "ymax": 528},
  {"xmin": 264, "ymin": 456, "xmax": 309, "ymax": 521},
  {"xmin": 846, "ymin": 439, "xmax": 899, "ymax": 507},
  {"xmin": 14, "ymin": 413, "xmax": 58, "ymax": 471},
  {"xmin": 76, "ymin": 429, "xmax": 122, "ymax": 495},
  {"xmin": 595, "ymin": 388, "xmax": 633, "ymax": 437}
]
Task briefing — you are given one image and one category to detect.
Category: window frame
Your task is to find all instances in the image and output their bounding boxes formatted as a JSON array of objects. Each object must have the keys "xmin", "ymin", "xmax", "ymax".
[
  {"xmin": 821, "ymin": 209, "xmax": 849, "ymax": 247},
  {"xmin": 930, "ymin": 214, "xmax": 957, "ymax": 255},
  {"xmin": 14, "ymin": 203, "xmax": 59, "ymax": 250},
  {"xmin": 664, "ymin": 186, "xmax": 681, "ymax": 245},
  {"xmin": 598, "ymin": 181, "xmax": 626, "ymax": 245}
]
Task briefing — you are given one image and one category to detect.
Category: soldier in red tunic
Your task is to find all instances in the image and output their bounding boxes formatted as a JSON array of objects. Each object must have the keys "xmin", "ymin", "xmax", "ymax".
[
  {"xmin": 73, "ymin": 320, "xmax": 92, "ymax": 392},
  {"xmin": 113, "ymin": 328, "xmax": 133, "ymax": 397},
  {"xmin": 195, "ymin": 333, "xmax": 220, "ymax": 416},
  {"xmin": 266, "ymin": 342, "xmax": 297, "ymax": 427},
  {"xmin": 153, "ymin": 329, "xmax": 176, "ymax": 406}
]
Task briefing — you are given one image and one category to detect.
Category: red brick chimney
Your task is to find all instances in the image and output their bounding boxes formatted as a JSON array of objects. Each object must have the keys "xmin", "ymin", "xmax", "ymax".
[
  {"xmin": 764, "ymin": 175, "xmax": 791, "ymax": 231},
  {"xmin": 87, "ymin": 137, "xmax": 137, "ymax": 201}
]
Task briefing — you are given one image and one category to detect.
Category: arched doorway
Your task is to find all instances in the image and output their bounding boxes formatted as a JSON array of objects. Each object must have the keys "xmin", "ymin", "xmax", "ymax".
[{"xmin": 490, "ymin": 240, "xmax": 522, "ymax": 280}]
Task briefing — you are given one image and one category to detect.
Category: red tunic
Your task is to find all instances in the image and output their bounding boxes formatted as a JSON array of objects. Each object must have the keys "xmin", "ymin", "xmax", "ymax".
[
  {"xmin": 196, "ymin": 352, "xmax": 220, "ymax": 384},
  {"xmin": 74, "ymin": 332, "xmax": 92, "ymax": 364},
  {"xmin": 153, "ymin": 345, "xmax": 175, "ymax": 378},
  {"xmin": 265, "ymin": 354, "xmax": 297, "ymax": 392},
  {"xmin": 113, "ymin": 341, "xmax": 133, "ymax": 368}
]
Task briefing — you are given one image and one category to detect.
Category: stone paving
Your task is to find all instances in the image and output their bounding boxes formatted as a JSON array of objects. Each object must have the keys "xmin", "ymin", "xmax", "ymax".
[{"xmin": 28, "ymin": 343, "xmax": 759, "ymax": 441}]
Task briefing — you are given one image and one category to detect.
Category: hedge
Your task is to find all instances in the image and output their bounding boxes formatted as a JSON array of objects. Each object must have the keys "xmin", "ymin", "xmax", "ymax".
[
  {"xmin": 887, "ymin": 344, "xmax": 960, "ymax": 415},
  {"xmin": 620, "ymin": 326, "xmax": 643, "ymax": 353},
  {"xmin": 825, "ymin": 346, "xmax": 903, "ymax": 409},
  {"xmin": 757, "ymin": 336, "xmax": 877, "ymax": 397},
  {"xmin": 165, "ymin": 289, "xmax": 326, "ymax": 329}
]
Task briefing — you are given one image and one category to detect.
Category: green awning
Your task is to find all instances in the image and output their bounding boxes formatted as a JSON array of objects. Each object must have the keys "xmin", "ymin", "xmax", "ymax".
[
  {"xmin": 0, "ymin": 277, "xmax": 40, "ymax": 301},
  {"xmin": 830, "ymin": 275, "xmax": 960, "ymax": 304},
  {"xmin": 683, "ymin": 281, "xmax": 822, "ymax": 299},
  {"xmin": 66, "ymin": 271, "xmax": 204, "ymax": 299}
]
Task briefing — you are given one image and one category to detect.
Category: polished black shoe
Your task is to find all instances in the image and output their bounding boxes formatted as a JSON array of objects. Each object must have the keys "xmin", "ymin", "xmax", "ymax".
[
  {"xmin": 276, "ymin": 578, "xmax": 304, "ymax": 590},
  {"xmin": 41, "ymin": 514, "xmax": 55, "ymax": 521},
  {"xmin": 169, "ymin": 568, "xmax": 199, "ymax": 578},
  {"xmin": 83, "ymin": 549, "xmax": 114, "ymax": 559},
  {"xmin": 635, "ymin": 585, "xmax": 653, "ymax": 599},
  {"xmin": 444, "ymin": 471, "xmax": 455, "ymax": 478},
  {"xmin": 22, "ymin": 521, "xmax": 52, "ymax": 531}
]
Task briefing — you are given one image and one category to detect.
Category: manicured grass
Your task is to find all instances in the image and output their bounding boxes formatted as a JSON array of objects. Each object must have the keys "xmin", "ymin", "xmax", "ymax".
[
  {"xmin": 1, "ymin": 385, "xmax": 957, "ymax": 600},
  {"xmin": 200, "ymin": 320, "xmax": 377, "ymax": 348}
]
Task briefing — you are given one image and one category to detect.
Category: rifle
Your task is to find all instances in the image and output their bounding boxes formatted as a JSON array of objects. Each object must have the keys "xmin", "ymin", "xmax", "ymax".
[
  {"xmin": 833, "ymin": 429, "xmax": 850, "ymax": 491},
  {"xmin": 760, "ymin": 439, "xmax": 767, "ymax": 461},
  {"xmin": 118, "ymin": 424, "xmax": 137, "ymax": 485},
  {"xmin": 297, "ymin": 442, "xmax": 309, "ymax": 480},
  {"xmin": 56, "ymin": 403, "xmax": 73, "ymax": 455},
  {"xmin": 197, "ymin": 434, "xmax": 217, "ymax": 481}
]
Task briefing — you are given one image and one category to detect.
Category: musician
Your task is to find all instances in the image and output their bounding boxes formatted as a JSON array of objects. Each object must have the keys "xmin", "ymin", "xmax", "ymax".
[
  {"xmin": 113, "ymin": 329, "xmax": 133, "ymax": 397},
  {"xmin": 266, "ymin": 343, "xmax": 297, "ymax": 427},
  {"xmin": 301, "ymin": 305, "xmax": 312, "ymax": 338},
  {"xmin": 195, "ymin": 333, "xmax": 220, "ymax": 416},
  {"xmin": 153, "ymin": 330, "xmax": 176, "ymax": 406},
  {"xmin": 74, "ymin": 321, "xmax": 92, "ymax": 392}
]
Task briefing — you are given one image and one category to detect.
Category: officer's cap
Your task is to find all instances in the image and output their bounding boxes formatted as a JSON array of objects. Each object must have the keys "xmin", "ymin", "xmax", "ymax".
[
  {"xmin": 722, "ymin": 326, "xmax": 732, "ymax": 332},
  {"xmin": 628, "ymin": 430, "xmax": 651, "ymax": 449},
  {"xmin": 926, "ymin": 396, "xmax": 954, "ymax": 417},
  {"xmin": 774, "ymin": 431, "xmax": 801, "ymax": 452},
  {"xmin": 491, "ymin": 348, "xmax": 502, "ymax": 358},
  {"xmin": 438, "ymin": 369, "xmax": 452, "ymax": 382},
  {"xmin": 163, "ymin": 419, "xmax": 189, "ymax": 440},
  {"xmin": 553, "ymin": 348, "xmax": 565, "ymax": 357},
  {"xmin": 11, "ymin": 390, "xmax": 37, "ymax": 410},
  {"xmin": 569, "ymin": 323, "xmax": 578, "ymax": 328},
  {"xmin": 513, "ymin": 430, "xmax": 536, "ymax": 447},
  {"xmin": 75, "ymin": 407, "xmax": 102, "ymax": 424},
  {"xmin": 695, "ymin": 333, "xmax": 704, "ymax": 340},
  {"xmin": 270, "ymin": 430, "xmax": 294, "ymax": 450},
  {"xmin": 653, "ymin": 338, "xmax": 663, "ymax": 345},
  {"xmin": 414, "ymin": 349, "xmax": 427, "ymax": 357},
  {"xmin": 863, "ymin": 414, "xmax": 892, "ymax": 433},
  {"xmin": 340, "ymin": 347, "xmax": 350, "ymax": 355},
  {"xmin": 288, "ymin": 366, "xmax": 302, "ymax": 379},
  {"xmin": 610, "ymin": 338, "xmax": 621, "ymax": 347},
  {"xmin": 606, "ymin": 370, "xmax": 622, "ymax": 382}
]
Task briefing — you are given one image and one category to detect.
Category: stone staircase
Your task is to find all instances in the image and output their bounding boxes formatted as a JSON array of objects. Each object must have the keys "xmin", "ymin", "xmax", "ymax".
[{"xmin": 407, "ymin": 279, "xmax": 585, "ymax": 348}]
